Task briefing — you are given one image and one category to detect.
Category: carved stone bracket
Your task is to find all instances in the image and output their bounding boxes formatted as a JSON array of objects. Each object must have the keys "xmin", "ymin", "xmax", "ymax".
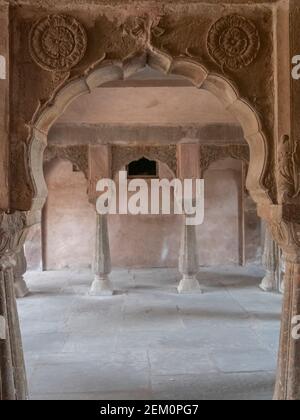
[
  {"xmin": 199, "ymin": 144, "xmax": 249, "ymax": 176},
  {"xmin": 111, "ymin": 145, "xmax": 177, "ymax": 177},
  {"xmin": 44, "ymin": 145, "xmax": 89, "ymax": 179}
]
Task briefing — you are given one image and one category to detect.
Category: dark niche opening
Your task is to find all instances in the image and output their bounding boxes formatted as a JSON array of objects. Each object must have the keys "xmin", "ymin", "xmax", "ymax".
[
  {"xmin": 72, "ymin": 163, "xmax": 81, "ymax": 173},
  {"xmin": 127, "ymin": 157, "xmax": 158, "ymax": 178}
]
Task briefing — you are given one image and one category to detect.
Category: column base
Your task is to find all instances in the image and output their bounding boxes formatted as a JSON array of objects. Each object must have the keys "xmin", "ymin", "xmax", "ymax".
[
  {"xmin": 259, "ymin": 272, "xmax": 276, "ymax": 292},
  {"xmin": 89, "ymin": 275, "xmax": 114, "ymax": 296},
  {"xmin": 177, "ymin": 275, "xmax": 203, "ymax": 294},
  {"xmin": 14, "ymin": 279, "xmax": 30, "ymax": 299}
]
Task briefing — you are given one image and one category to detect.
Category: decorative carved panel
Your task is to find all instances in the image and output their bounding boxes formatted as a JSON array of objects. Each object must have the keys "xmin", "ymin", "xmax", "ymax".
[
  {"xmin": 278, "ymin": 135, "xmax": 300, "ymax": 202},
  {"xmin": 207, "ymin": 14, "xmax": 260, "ymax": 71},
  {"xmin": 199, "ymin": 144, "xmax": 250, "ymax": 176},
  {"xmin": 122, "ymin": 15, "xmax": 165, "ymax": 45},
  {"xmin": 112, "ymin": 145, "xmax": 177, "ymax": 177},
  {"xmin": 29, "ymin": 15, "xmax": 87, "ymax": 72},
  {"xmin": 44, "ymin": 145, "xmax": 88, "ymax": 178}
]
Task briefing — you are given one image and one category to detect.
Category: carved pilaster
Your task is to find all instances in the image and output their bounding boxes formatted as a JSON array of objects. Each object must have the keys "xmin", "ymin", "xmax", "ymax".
[
  {"xmin": 274, "ymin": 254, "xmax": 300, "ymax": 400},
  {"xmin": 0, "ymin": 212, "xmax": 29, "ymax": 400},
  {"xmin": 269, "ymin": 219, "xmax": 300, "ymax": 400}
]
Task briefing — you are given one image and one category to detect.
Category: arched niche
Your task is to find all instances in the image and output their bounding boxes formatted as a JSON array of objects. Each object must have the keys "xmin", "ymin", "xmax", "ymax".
[{"xmin": 111, "ymin": 144, "xmax": 177, "ymax": 179}]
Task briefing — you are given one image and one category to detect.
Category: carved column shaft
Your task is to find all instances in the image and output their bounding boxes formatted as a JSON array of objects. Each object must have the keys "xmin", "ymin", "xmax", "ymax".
[
  {"xmin": 274, "ymin": 257, "xmax": 300, "ymax": 400},
  {"xmin": 90, "ymin": 214, "xmax": 113, "ymax": 296},
  {"xmin": 177, "ymin": 143, "xmax": 202, "ymax": 294},
  {"xmin": 178, "ymin": 218, "xmax": 202, "ymax": 294},
  {"xmin": 0, "ymin": 212, "xmax": 30, "ymax": 400}
]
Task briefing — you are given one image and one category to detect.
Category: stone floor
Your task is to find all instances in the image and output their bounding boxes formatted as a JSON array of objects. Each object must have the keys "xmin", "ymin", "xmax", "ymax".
[{"xmin": 17, "ymin": 266, "xmax": 283, "ymax": 400}]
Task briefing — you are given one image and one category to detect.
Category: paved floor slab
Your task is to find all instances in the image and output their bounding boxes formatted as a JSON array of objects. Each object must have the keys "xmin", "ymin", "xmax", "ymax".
[{"xmin": 18, "ymin": 266, "xmax": 282, "ymax": 400}]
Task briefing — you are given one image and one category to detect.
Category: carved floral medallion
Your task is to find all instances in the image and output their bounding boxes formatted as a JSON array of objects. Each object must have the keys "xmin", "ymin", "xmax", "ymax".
[
  {"xmin": 29, "ymin": 15, "xmax": 87, "ymax": 72},
  {"xmin": 207, "ymin": 14, "xmax": 260, "ymax": 71}
]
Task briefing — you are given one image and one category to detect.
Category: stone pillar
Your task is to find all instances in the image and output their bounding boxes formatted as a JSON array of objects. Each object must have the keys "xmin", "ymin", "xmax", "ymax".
[
  {"xmin": 14, "ymin": 247, "xmax": 29, "ymax": 299},
  {"xmin": 90, "ymin": 214, "xmax": 114, "ymax": 296},
  {"xmin": 260, "ymin": 226, "xmax": 280, "ymax": 292},
  {"xmin": 0, "ymin": 256, "xmax": 28, "ymax": 400},
  {"xmin": 178, "ymin": 217, "xmax": 202, "ymax": 294},
  {"xmin": 274, "ymin": 255, "xmax": 300, "ymax": 400},
  {"xmin": 177, "ymin": 142, "xmax": 202, "ymax": 294},
  {"xmin": 88, "ymin": 145, "xmax": 113, "ymax": 296},
  {"xmin": 0, "ymin": 212, "xmax": 30, "ymax": 400}
]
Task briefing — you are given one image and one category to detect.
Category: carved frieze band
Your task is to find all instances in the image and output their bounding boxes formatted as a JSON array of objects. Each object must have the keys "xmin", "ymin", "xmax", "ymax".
[
  {"xmin": 29, "ymin": 15, "xmax": 87, "ymax": 72},
  {"xmin": 112, "ymin": 145, "xmax": 177, "ymax": 176},
  {"xmin": 44, "ymin": 145, "xmax": 89, "ymax": 179},
  {"xmin": 199, "ymin": 144, "xmax": 250, "ymax": 175},
  {"xmin": 28, "ymin": 13, "xmax": 260, "ymax": 73}
]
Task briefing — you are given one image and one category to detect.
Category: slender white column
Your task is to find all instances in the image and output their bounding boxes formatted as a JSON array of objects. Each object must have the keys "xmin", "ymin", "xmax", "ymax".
[
  {"xmin": 14, "ymin": 247, "xmax": 29, "ymax": 299},
  {"xmin": 178, "ymin": 218, "xmax": 202, "ymax": 294},
  {"xmin": 90, "ymin": 214, "xmax": 114, "ymax": 296},
  {"xmin": 279, "ymin": 253, "xmax": 285, "ymax": 294},
  {"xmin": 260, "ymin": 226, "xmax": 280, "ymax": 292}
]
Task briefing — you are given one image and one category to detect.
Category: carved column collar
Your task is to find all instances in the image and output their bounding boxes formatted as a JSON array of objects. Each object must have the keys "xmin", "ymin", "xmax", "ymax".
[{"xmin": 0, "ymin": 212, "xmax": 28, "ymax": 265}]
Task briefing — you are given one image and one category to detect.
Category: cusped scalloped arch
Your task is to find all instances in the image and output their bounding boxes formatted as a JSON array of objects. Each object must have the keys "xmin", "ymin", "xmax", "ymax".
[{"xmin": 28, "ymin": 48, "xmax": 271, "ymax": 213}]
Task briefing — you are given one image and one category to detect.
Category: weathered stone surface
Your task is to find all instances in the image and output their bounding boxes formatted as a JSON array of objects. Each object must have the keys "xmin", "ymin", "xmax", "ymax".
[{"xmin": 1, "ymin": 0, "xmax": 300, "ymax": 401}]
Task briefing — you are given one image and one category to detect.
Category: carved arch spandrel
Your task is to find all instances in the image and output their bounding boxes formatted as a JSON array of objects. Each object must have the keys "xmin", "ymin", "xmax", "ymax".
[
  {"xmin": 44, "ymin": 145, "xmax": 89, "ymax": 179},
  {"xmin": 199, "ymin": 144, "xmax": 249, "ymax": 176},
  {"xmin": 27, "ymin": 49, "xmax": 271, "ymax": 217}
]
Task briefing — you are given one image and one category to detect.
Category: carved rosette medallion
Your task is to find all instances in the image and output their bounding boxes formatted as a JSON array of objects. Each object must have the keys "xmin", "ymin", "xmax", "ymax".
[
  {"xmin": 29, "ymin": 15, "xmax": 87, "ymax": 72},
  {"xmin": 207, "ymin": 14, "xmax": 260, "ymax": 70}
]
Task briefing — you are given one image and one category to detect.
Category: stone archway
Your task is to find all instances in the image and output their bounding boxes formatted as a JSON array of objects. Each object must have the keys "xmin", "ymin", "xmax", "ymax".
[
  {"xmin": 27, "ymin": 50, "xmax": 271, "ymax": 216},
  {"xmin": 3, "ymin": 48, "xmax": 286, "ymax": 401}
]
